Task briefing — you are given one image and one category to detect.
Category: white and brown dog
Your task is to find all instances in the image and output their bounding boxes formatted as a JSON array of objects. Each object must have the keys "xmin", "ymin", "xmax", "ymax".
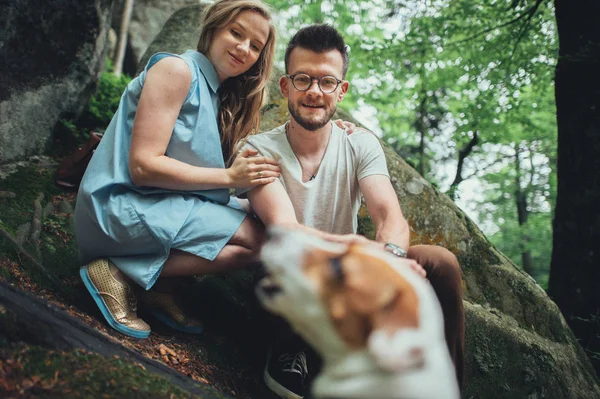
[{"xmin": 257, "ymin": 227, "xmax": 459, "ymax": 399}]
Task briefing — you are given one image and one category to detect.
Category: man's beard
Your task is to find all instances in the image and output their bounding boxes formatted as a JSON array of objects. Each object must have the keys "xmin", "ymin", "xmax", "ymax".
[{"xmin": 288, "ymin": 100, "xmax": 337, "ymax": 131}]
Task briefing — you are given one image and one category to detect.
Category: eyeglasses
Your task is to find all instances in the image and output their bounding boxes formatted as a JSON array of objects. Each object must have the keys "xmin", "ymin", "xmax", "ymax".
[{"xmin": 286, "ymin": 73, "xmax": 344, "ymax": 94}]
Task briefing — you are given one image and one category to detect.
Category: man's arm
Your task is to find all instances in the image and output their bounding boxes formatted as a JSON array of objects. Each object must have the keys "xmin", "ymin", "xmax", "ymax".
[
  {"xmin": 247, "ymin": 181, "xmax": 367, "ymax": 244},
  {"xmin": 247, "ymin": 181, "xmax": 298, "ymax": 226},
  {"xmin": 360, "ymin": 175, "xmax": 426, "ymax": 277},
  {"xmin": 359, "ymin": 174, "xmax": 410, "ymax": 250}
]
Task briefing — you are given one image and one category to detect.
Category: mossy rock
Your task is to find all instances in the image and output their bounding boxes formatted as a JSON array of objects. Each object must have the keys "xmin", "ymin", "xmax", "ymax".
[{"xmin": 0, "ymin": 344, "xmax": 204, "ymax": 398}]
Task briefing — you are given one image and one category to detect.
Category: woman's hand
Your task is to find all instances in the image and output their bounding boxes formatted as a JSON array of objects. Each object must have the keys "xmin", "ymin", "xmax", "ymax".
[
  {"xmin": 334, "ymin": 119, "xmax": 375, "ymax": 136},
  {"xmin": 334, "ymin": 119, "xmax": 356, "ymax": 133},
  {"xmin": 227, "ymin": 148, "xmax": 280, "ymax": 187}
]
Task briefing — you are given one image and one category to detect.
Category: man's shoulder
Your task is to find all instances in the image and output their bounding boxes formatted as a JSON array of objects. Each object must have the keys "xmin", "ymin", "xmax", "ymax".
[
  {"xmin": 339, "ymin": 128, "xmax": 383, "ymax": 159},
  {"xmin": 346, "ymin": 128, "xmax": 381, "ymax": 145},
  {"xmin": 246, "ymin": 124, "xmax": 287, "ymax": 148}
]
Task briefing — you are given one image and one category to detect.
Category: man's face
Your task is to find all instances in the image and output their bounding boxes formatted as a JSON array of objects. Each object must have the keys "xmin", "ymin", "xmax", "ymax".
[{"xmin": 281, "ymin": 48, "xmax": 349, "ymax": 131}]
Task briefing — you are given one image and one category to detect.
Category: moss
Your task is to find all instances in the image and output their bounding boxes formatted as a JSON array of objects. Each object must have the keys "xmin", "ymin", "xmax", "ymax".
[
  {"xmin": 0, "ymin": 344, "xmax": 200, "ymax": 398},
  {"xmin": 0, "ymin": 163, "xmax": 78, "ymax": 296},
  {"xmin": 0, "ymin": 262, "xmax": 12, "ymax": 280},
  {"xmin": 0, "ymin": 164, "xmax": 62, "ymax": 227},
  {"xmin": 40, "ymin": 211, "xmax": 79, "ymax": 279},
  {"xmin": 356, "ymin": 205, "xmax": 376, "ymax": 239},
  {"xmin": 464, "ymin": 304, "xmax": 600, "ymax": 399}
]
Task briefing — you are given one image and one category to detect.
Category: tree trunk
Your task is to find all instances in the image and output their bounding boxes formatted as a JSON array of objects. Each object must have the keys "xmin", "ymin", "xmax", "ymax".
[
  {"xmin": 416, "ymin": 93, "xmax": 428, "ymax": 176},
  {"xmin": 448, "ymin": 130, "xmax": 478, "ymax": 200},
  {"xmin": 113, "ymin": 0, "xmax": 134, "ymax": 77},
  {"xmin": 514, "ymin": 143, "xmax": 534, "ymax": 276},
  {"xmin": 549, "ymin": 0, "xmax": 600, "ymax": 377}
]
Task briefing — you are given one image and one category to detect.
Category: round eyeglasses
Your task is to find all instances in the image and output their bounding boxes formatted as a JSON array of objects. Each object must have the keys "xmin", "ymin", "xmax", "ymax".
[{"xmin": 286, "ymin": 73, "xmax": 344, "ymax": 94}]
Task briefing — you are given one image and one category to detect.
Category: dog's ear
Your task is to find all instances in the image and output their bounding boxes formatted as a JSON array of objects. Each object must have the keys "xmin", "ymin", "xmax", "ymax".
[
  {"xmin": 342, "ymin": 249, "xmax": 420, "ymax": 334},
  {"xmin": 375, "ymin": 284, "xmax": 398, "ymax": 309},
  {"xmin": 303, "ymin": 244, "xmax": 349, "ymax": 292}
]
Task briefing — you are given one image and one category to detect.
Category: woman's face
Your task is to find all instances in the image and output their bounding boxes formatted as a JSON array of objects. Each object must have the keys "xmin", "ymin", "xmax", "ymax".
[{"xmin": 208, "ymin": 10, "xmax": 270, "ymax": 83}]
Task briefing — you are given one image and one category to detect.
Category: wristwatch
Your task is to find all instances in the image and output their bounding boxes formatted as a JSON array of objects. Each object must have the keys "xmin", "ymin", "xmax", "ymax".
[{"xmin": 384, "ymin": 243, "xmax": 407, "ymax": 258}]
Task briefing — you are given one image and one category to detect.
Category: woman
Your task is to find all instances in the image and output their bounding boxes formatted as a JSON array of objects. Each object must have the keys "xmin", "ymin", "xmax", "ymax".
[{"xmin": 75, "ymin": 0, "xmax": 279, "ymax": 339}]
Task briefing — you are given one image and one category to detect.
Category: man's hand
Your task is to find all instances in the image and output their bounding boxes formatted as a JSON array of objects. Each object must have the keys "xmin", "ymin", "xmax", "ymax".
[
  {"xmin": 323, "ymin": 232, "xmax": 371, "ymax": 245},
  {"xmin": 324, "ymin": 234, "xmax": 427, "ymax": 278},
  {"xmin": 398, "ymin": 257, "xmax": 427, "ymax": 278}
]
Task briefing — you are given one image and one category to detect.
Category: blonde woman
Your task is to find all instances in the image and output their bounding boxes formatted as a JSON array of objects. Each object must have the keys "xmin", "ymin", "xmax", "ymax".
[{"xmin": 75, "ymin": 0, "xmax": 279, "ymax": 339}]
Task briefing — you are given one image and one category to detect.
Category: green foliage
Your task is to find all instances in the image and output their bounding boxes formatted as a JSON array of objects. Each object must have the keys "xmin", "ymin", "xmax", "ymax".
[
  {"xmin": 266, "ymin": 0, "xmax": 558, "ymax": 284},
  {"xmin": 0, "ymin": 166, "xmax": 63, "ymax": 232},
  {"xmin": 0, "ymin": 164, "xmax": 78, "ymax": 292},
  {"xmin": 53, "ymin": 59, "xmax": 130, "ymax": 152},
  {"xmin": 78, "ymin": 59, "xmax": 131, "ymax": 131}
]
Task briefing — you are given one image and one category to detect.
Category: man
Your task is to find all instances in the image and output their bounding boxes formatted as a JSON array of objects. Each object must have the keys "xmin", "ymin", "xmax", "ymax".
[{"xmin": 237, "ymin": 24, "xmax": 464, "ymax": 399}]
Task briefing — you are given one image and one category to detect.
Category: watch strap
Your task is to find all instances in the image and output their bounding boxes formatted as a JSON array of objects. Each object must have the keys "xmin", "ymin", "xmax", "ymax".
[{"xmin": 384, "ymin": 243, "xmax": 408, "ymax": 258}]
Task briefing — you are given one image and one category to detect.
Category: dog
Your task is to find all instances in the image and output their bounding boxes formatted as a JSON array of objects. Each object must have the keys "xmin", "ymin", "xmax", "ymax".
[{"xmin": 257, "ymin": 226, "xmax": 459, "ymax": 399}]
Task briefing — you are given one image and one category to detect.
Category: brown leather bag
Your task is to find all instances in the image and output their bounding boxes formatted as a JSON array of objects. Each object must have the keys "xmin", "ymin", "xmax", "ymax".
[{"xmin": 55, "ymin": 131, "xmax": 103, "ymax": 189}]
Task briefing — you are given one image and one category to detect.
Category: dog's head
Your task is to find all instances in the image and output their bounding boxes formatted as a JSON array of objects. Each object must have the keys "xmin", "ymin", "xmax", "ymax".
[{"xmin": 257, "ymin": 226, "xmax": 430, "ymax": 372}]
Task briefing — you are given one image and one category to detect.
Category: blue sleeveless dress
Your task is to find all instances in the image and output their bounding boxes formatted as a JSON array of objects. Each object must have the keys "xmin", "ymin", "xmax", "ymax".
[{"xmin": 74, "ymin": 51, "xmax": 247, "ymax": 290}]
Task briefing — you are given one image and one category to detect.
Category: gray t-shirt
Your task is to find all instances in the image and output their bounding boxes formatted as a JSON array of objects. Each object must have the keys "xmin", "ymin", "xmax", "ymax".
[{"xmin": 237, "ymin": 123, "xmax": 389, "ymax": 234}]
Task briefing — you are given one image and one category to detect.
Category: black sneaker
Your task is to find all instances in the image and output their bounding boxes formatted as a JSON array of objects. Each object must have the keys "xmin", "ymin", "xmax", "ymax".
[{"xmin": 264, "ymin": 345, "xmax": 310, "ymax": 399}]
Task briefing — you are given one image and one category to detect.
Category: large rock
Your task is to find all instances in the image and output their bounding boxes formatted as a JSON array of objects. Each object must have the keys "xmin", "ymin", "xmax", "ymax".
[
  {"xmin": 137, "ymin": 4, "xmax": 205, "ymax": 74},
  {"xmin": 0, "ymin": 0, "xmax": 113, "ymax": 164},
  {"xmin": 112, "ymin": 0, "xmax": 200, "ymax": 74}
]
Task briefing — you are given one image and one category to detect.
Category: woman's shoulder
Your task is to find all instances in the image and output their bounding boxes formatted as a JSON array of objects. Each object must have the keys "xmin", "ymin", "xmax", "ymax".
[
  {"xmin": 143, "ymin": 55, "xmax": 192, "ymax": 92},
  {"xmin": 146, "ymin": 54, "xmax": 190, "ymax": 77}
]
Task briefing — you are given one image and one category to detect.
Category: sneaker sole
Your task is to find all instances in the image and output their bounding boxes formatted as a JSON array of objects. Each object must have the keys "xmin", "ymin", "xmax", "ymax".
[
  {"xmin": 142, "ymin": 306, "xmax": 204, "ymax": 334},
  {"xmin": 263, "ymin": 351, "xmax": 304, "ymax": 399},
  {"xmin": 80, "ymin": 265, "xmax": 150, "ymax": 339}
]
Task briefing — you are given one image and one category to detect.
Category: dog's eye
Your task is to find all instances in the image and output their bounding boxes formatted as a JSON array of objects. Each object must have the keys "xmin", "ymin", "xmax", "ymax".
[{"xmin": 329, "ymin": 256, "xmax": 345, "ymax": 283}]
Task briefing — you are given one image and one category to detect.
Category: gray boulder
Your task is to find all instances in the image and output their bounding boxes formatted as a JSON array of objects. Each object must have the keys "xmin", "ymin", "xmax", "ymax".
[
  {"xmin": 0, "ymin": 0, "xmax": 112, "ymax": 164},
  {"xmin": 141, "ymin": 5, "xmax": 600, "ymax": 398},
  {"xmin": 112, "ymin": 0, "xmax": 200, "ymax": 72},
  {"xmin": 137, "ymin": 4, "xmax": 205, "ymax": 73}
]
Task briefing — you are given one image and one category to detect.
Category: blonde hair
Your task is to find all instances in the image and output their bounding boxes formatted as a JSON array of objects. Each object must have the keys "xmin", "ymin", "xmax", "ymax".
[{"xmin": 197, "ymin": 0, "xmax": 276, "ymax": 163}]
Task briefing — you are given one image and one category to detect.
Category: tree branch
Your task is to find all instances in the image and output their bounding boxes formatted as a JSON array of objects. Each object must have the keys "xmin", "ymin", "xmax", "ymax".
[
  {"xmin": 450, "ymin": 130, "xmax": 479, "ymax": 189},
  {"xmin": 503, "ymin": 0, "xmax": 545, "ymax": 81},
  {"xmin": 463, "ymin": 153, "xmax": 514, "ymax": 181},
  {"xmin": 445, "ymin": 0, "xmax": 545, "ymax": 47}
]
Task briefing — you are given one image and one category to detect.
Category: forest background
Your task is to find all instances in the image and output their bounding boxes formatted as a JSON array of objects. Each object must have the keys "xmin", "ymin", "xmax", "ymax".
[{"xmin": 260, "ymin": 0, "xmax": 557, "ymax": 287}]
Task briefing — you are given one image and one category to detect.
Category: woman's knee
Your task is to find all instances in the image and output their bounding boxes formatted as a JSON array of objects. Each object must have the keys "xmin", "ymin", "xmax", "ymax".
[{"xmin": 229, "ymin": 215, "xmax": 265, "ymax": 252}]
